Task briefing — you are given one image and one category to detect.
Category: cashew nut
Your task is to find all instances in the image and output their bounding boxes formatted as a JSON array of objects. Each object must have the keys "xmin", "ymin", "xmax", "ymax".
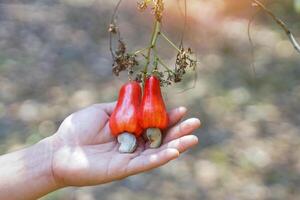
[
  {"xmin": 117, "ymin": 132, "xmax": 137, "ymax": 153},
  {"xmin": 146, "ymin": 128, "xmax": 162, "ymax": 148}
]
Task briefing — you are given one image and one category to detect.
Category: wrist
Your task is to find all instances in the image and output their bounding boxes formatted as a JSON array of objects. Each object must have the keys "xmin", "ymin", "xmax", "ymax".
[
  {"xmin": 41, "ymin": 135, "xmax": 65, "ymax": 190},
  {"xmin": 0, "ymin": 135, "xmax": 65, "ymax": 200}
]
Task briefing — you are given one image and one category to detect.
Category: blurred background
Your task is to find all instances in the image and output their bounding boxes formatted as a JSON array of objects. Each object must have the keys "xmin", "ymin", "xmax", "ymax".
[{"xmin": 0, "ymin": 0, "xmax": 300, "ymax": 199}]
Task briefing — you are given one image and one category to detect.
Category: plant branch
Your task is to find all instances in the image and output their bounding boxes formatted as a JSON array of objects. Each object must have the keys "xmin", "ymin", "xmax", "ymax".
[
  {"xmin": 182, "ymin": 0, "xmax": 187, "ymax": 46},
  {"xmin": 247, "ymin": 10, "xmax": 260, "ymax": 76},
  {"xmin": 160, "ymin": 32, "xmax": 182, "ymax": 53},
  {"xmin": 109, "ymin": 0, "xmax": 123, "ymax": 59},
  {"xmin": 132, "ymin": 47, "xmax": 149, "ymax": 56},
  {"xmin": 252, "ymin": 0, "xmax": 300, "ymax": 53},
  {"xmin": 153, "ymin": 48, "xmax": 175, "ymax": 74},
  {"xmin": 143, "ymin": 20, "xmax": 161, "ymax": 78}
]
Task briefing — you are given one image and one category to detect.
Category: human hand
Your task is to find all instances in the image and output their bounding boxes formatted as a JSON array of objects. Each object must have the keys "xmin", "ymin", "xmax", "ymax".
[{"xmin": 50, "ymin": 102, "xmax": 200, "ymax": 187}]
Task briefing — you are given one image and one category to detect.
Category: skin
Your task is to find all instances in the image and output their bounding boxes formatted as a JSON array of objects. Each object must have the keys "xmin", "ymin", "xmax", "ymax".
[{"xmin": 0, "ymin": 102, "xmax": 201, "ymax": 200}]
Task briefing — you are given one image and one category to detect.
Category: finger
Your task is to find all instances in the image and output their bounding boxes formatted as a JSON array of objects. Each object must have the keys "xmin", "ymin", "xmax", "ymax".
[
  {"xmin": 163, "ymin": 118, "xmax": 201, "ymax": 143},
  {"xmin": 95, "ymin": 122, "xmax": 116, "ymax": 143},
  {"xmin": 143, "ymin": 135, "xmax": 199, "ymax": 156},
  {"xmin": 95, "ymin": 106, "xmax": 186, "ymax": 144},
  {"xmin": 167, "ymin": 107, "xmax": 187, "ymax": 128},
  {"xmin": 94, "ymin": 105, "xmax": 185, "ymax": 143},
  {"xmin": 88, "ymin": 141, "xmax": 117, "ymax": 153},
  {"xmin": 101, "ymin": 102, "xmax": 117, "ymax": 115},
  {"xmin": 126, "ymin": 148, "xmax": 179, "ymax": 175}
]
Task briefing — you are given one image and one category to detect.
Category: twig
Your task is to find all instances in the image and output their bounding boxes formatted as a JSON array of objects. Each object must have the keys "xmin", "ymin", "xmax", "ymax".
[
  {"xmin": 252, "ymin": 0, "xmax": 300, "ymax": 53},
  {"xmin": 247, "ymin": 10, "xmax": 260, "ymax": 76},
  {"xmin": 109, "ymin": 0, "xmax": 123, "ymax": 59},
  {"xmin": 160, "ymin": 32, "xmax": 182, "ymax": 53},
  {"xmin": 176, "ymin": 64, "xmax": 198, "ymax": 94},
  {"xmin": 132, "ymin": 47, "xmax": 149, "ymax": 56},
  {"xmin": 153, "ymin": 48, "xmax": 176, "ymax": 74},
  {"xmin": 176, "ymin": 0, "xmax": 187, "ymax": 46}
]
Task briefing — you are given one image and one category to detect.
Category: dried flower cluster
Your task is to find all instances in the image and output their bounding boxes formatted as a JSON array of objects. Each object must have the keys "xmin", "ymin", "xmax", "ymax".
[
  {"xmin": 151, "ymin": 48, "xmax": 197, "ymax": 87},
  {"xmin": 109, "ymin": 0, "xmax": 197, "ymax": 87},
  {"xmin": 112, "ymin": 40, "xmax": 139, "ymax": 77},
  {"xmin": 108, "ymin": 23, "xmax": 118, "ymax": 34},
  {"xmin": 138, "ymin": 0, "xmax": 164, "ymax": 22},
  {"xmin": 173, "ymin": 47, "xmax": 197, "ymax": 82},
  {"xmin": 137, "ymin": 0, "xmax": 150, "ymax": 10}
]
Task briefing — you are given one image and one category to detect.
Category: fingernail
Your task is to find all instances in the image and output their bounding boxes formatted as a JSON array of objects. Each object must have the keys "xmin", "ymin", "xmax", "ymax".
[
  {"xmin": 178, "ymin": 107, "xmax": 187, "ymax": 113},
  {"xmin": 189, "ymin": 118, "xmax": 201, "ymax": 128}
]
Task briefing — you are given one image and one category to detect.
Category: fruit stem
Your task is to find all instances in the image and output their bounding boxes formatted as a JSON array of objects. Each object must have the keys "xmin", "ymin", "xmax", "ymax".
[{"xmin": 143, "ymin": 20, "xmax": 161, "ymax": 80}]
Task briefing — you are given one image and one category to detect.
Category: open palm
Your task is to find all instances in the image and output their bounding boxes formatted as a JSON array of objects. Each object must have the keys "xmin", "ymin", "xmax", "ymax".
[{"xmin": 51, "ymin": 103, "xmax": 200, "ymax": 187}]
